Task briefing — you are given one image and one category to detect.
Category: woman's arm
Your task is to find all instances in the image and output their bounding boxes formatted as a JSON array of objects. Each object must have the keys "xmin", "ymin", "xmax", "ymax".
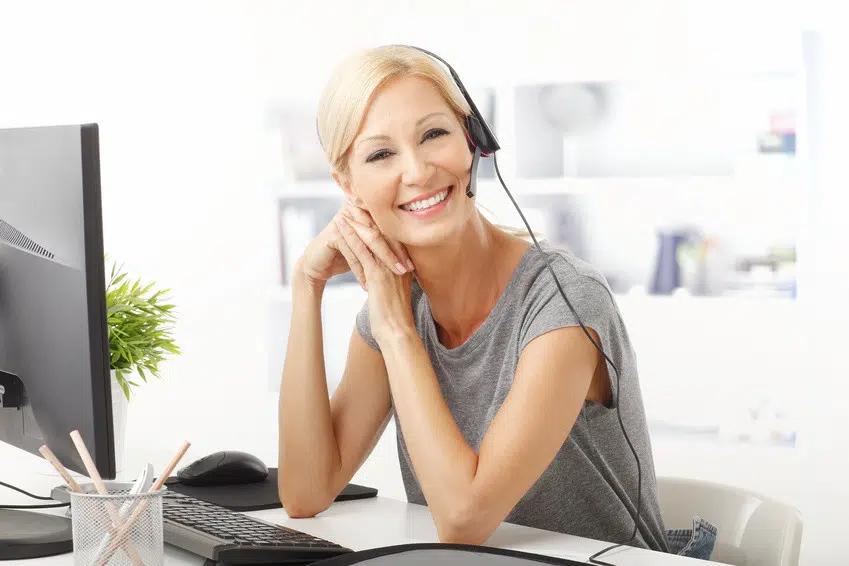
[
  {"xmin": 278, "ymin": 263, "xmax": 392, "ymax": 517},
  {"xmin": 380, "ymin": 325, "xmax": 599, "ymax": 544},
  {"xmin": 332, "ymin": 214, "xmax": 600, "ymax": 542}
]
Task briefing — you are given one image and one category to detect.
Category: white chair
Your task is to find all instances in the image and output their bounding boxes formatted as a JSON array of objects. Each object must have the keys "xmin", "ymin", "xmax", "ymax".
[{"xmin": 656, "ymin": 476, "xmax": 803, "ymax": 566}]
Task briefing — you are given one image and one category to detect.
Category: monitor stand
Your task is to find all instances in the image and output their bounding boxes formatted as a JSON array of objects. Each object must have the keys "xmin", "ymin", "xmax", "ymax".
[{"xmin": 0, "ymin": 508, "xmax": 73, "ymax": 560}]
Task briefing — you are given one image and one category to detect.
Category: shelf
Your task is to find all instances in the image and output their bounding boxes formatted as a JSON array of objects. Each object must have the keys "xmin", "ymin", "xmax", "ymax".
[
  {"xmin": 480, "ymin": 175, "xmax": 730, "ymax": 197},
  {"xmin": 272, "ymin": 179, "xmax": 341, "ymax": 200},
  {"xmin": 271, "ymin": 174, "xmax": 801, "ymax": 203},
  {"xmin": 497, "ymin": 173, "xmax": 801, "ymax": 195},
  {"xmin": 614, "ymin": 293, "xmax": 799, "ymax": 314}
]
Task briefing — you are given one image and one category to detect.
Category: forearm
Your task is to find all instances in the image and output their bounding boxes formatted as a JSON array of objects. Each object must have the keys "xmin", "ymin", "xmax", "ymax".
[
  {"xmin": 379, "ymin": 332, "xmax": 480, "ymax": 538},
  {"xmin": 278, "ymin": 265, "xmax": 340, "ymax": 513}
]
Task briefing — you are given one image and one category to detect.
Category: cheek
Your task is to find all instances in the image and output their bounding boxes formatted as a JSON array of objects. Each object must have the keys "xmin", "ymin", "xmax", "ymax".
[
  {"xmin": 354, "ymin": 168, "xmax": 395, "ymax": 203},
  {"xmin": 354, "ymin": 172, "xmax": 400, "ymax": 225},
  {"xmin": 439, "ymin": 142, "xmax": 473, "ymax": 178}
]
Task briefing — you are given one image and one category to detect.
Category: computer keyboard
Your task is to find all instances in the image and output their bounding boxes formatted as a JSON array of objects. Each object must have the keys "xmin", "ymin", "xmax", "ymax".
[{"xmin": 162, "ymin": 490, "xmax": 352, "ymax": 564}]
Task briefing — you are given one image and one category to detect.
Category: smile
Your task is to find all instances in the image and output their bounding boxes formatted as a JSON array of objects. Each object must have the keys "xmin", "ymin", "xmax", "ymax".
[{"xmin": 399, "ymin": 186, "xmax": 452, "ymax": 212}]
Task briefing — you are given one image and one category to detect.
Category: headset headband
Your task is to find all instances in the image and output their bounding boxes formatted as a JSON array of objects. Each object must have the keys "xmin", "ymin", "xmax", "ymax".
[
  {"xmin": 400, "ymin": 45, "xmax": 501, "ymax": 155},
  {"xmin": 316, "ymin": 45, "xmax": 498, "ymax": 197}
]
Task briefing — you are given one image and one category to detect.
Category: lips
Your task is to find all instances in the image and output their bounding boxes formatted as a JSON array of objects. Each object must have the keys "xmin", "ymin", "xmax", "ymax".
[{"xmin": 399, "ymin": 186, "xmax": 452, "ymax": 212}]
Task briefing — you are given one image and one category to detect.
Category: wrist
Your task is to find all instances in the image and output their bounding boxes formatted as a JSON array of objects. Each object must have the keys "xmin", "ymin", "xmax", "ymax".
[
  {"xmin": 374, "ymin": 324, "xmax": 419, "ymax": 352},
  {"xmin": 292, "ymin": 260, "xmax": 326, "ymax": 300}
]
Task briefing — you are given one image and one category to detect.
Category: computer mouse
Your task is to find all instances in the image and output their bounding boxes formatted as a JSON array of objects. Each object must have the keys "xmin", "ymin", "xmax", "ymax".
[{"xmin": 176, "ymin": 450, "xmax": 269, "ymax": 487}]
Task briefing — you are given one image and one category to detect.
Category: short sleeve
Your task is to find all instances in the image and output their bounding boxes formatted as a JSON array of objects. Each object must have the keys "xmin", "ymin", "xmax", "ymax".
[
  {"xmin": 355, "ymin": 299, "xmax": 382, "ymax": 353},
  {"xmin": 518, "ymin": 253, "xmax": 630, "ymax": 409}
]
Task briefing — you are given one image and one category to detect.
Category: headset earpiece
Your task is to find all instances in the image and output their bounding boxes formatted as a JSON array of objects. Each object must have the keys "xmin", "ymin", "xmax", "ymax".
[
  {"xmin": 465, "ymin": 115, "xmax": 484, "ymax": 152},
  {"xmin": 464, "ymin": 115, "xmax": 496, "ymax": 156}
]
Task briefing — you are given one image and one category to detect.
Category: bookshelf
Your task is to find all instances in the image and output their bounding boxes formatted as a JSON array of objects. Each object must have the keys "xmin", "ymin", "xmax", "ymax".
[{"xmin": 264, "ymin": 44, "xmax": 807, "ymax": 450}]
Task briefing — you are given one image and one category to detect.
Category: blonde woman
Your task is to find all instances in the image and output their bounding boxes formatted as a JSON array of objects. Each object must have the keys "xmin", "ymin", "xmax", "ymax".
[{"xmin": 278, "ymin": 45, "xmax": 715, "ymax": 560}]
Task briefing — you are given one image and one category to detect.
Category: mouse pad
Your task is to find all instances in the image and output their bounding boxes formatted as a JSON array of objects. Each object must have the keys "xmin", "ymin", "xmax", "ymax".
[{"xmin": 164, "ymin": 468, "xmax": 377, "ymax": 512}]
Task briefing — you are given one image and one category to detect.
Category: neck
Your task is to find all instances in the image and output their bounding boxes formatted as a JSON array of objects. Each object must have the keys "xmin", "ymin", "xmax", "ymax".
[{"xmin": 407, "ymin": 213, "xmax": 524, "ymax": 348}]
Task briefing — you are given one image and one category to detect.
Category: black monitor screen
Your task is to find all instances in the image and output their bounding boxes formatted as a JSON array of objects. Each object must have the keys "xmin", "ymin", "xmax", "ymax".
[{"xmin": 0, "ymin": 123, "xmax": 113, "ymax": 479}]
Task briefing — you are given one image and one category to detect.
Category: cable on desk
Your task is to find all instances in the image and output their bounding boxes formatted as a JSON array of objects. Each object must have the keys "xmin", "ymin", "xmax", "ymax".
[
  {"xmin": 0, "ymin": 480, "xmax": 55, "ymax": 500},
  {"xmin": 0, "ymin": 479, "xmax": 69, "ymax": 509},
  {"xmin": 0, "ymin": 502, "xmax": 69, "ymax": 509}
]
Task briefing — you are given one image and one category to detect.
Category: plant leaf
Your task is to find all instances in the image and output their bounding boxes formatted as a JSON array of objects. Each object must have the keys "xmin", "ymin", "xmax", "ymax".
[{"xmin": 104, "ymin": 258, "xmax": 182, "ymax": 399}]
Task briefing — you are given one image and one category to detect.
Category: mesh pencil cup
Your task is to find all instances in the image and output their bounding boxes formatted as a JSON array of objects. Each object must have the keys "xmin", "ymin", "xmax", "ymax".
[{"xmin": 69, "ymin": 482, "xmax": 166, "ymax": 566}]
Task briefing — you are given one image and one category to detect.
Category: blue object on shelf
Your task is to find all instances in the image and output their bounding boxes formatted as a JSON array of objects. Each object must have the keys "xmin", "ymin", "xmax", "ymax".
[
  {"xmin": 782, "ymin": 132, "xmax": 796, "ymax": 155},
  {"xmin": 651, "ymin": 232, "xmax": 687, "ymax": 295}
]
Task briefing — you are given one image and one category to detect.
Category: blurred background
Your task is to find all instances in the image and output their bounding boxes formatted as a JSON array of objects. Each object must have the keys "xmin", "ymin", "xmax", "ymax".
[{"xmin": 1, "ymin": 2, "xmax": 846, "ymax": 564}]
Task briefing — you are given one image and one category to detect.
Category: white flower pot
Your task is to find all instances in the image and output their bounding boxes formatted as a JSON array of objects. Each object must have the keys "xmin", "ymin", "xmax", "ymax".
[{"xmin": 109, "ymin": 369, "xmax": 128, "ymax": 476}]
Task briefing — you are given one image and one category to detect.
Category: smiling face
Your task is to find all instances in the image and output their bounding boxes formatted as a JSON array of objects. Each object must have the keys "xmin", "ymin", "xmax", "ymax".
[{"xmin": 335, "ymin": 74, "xmax": 476, "ymax": 248}]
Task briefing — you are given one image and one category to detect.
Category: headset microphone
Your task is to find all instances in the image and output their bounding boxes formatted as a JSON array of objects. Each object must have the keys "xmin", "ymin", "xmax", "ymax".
[{"xmin": 467, "ymin": 146, "xmax": 483, "ymax": 198}]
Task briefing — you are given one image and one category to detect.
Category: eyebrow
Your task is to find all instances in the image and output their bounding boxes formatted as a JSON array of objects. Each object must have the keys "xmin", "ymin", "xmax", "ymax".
[{"xmin": 355, "ymin": 112, "xmax": 449, "ymax": 148}]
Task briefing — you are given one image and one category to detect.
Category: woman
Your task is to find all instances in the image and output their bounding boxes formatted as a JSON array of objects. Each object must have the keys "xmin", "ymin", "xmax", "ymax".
[{"xmin": 278, "ymin": 45, "xmax": 711, "ymax": 558}]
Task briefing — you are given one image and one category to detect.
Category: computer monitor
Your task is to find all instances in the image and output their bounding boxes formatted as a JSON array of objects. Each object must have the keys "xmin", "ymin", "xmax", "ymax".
[{"xmin": 0, "ymin": 123, "xmax": 113, "ymax": 558}]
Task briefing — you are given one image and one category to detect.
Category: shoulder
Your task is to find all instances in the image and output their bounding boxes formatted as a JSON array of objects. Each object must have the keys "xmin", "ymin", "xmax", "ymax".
[
  {"xmin": 510, "ymin": 242, "xmax": 625, "ymax": 351},
  {"xmin": 516, "ymin": 242, "xmax": 616, "ymax": 318},
  {"xmin": 514, "ymin": 242, "xmax": 635, "ymax": 408}
]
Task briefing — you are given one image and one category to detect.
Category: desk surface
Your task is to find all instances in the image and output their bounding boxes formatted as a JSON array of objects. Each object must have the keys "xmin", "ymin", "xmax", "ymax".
[{"xmin": 1, "ymin": 445, "xmax": 726, "ymax": 565}]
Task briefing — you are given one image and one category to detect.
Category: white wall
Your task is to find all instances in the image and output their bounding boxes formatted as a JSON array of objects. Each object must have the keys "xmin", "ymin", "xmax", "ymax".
[
  {"xmin": 1, "ymin": 2, "xmax": 845, "ymax": 565},
  {"xmin": 789, "ymin": 30, "xmax": 849, "ymax": 566},
  {"xmin": 0, "ymin": 0, "xmax": 275, "ymax": 467}
]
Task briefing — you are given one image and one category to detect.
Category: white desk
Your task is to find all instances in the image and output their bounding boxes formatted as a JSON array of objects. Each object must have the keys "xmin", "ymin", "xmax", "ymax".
[{"xmin": 1, "ymin": 445, "xmax": 726, "ymax": 565}]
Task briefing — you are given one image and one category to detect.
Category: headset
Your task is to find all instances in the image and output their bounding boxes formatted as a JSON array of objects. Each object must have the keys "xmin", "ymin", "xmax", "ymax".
[{"xmin": 399, "ymin": 45, "xmax": 644, "ymax": 566}]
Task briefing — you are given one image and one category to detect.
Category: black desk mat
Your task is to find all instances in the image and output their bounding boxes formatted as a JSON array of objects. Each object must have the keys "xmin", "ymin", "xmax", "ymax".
[{"xmin": 164, "ymin": 467, "xmax": 377, "ymax": 512}]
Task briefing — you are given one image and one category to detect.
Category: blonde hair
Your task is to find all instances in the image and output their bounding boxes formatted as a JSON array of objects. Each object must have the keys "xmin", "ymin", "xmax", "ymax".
[
  {"xmin": 316, "ymin": 45, "xmax": 472, "ymax": 175},
  {"xmin": 316, "ymin": 44, "xmax": 535, "ymax": 240}
]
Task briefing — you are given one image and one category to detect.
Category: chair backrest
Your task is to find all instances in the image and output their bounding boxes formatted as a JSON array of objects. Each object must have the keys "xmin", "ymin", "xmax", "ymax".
[{"xmin": 656, "ymin": 476, "xmax": 803, "ymax": 566}]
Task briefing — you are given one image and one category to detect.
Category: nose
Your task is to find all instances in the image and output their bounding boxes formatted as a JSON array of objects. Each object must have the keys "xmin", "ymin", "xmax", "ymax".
[{"xmin": 399, "ymin": 147, "xmax": 435, "ymax": 187}]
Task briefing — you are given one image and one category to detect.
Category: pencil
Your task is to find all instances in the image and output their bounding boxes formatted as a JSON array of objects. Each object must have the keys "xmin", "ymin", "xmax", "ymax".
[
  {"xmin": 38, "ymin": 445, "xmax": 82, "ymax": 493},
  {"xmin": 69, "ymin": 430, "xmax": 145, "ymax": 566},
  {"xmin": 93, "ymin": 440, "xmax": 191, "ymax": 565}
]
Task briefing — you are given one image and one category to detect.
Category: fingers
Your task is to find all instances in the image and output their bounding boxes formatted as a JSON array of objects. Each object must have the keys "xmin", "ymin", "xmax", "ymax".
[
  {"xmin": 386, "ymin": 238, "xmax": 415, "ymax": 274},
  {"xmin": 343, "ymin": 204, "xmax": 415, "ymax": 273},
  {"xmin": 336, "ymin": 216, "xmax": 384, "ymax": 287},
  {"xmin": 339, "ymin": 212, "xmax": 407, "ymax": 277},
  {"xmin": 334, "ymin": 230, "xmax": 368, "ymax": 291}
]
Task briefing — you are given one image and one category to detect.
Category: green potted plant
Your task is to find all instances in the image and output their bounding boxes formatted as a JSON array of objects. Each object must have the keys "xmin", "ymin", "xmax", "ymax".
[{"xmin": 105, "ymin": 259, "xmax": 181, "ymax": 472}]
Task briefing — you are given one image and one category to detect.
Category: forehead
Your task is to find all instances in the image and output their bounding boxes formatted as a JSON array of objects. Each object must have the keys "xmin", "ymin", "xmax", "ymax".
[{"xmin": 358, "ymin": 75, "xmax": 452, "ymax": 132}]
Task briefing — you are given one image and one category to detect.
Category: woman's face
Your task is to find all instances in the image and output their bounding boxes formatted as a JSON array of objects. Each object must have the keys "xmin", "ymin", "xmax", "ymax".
[{"xmin": 338, "ymin": 74, "xmax": 476, "ymax": 248}]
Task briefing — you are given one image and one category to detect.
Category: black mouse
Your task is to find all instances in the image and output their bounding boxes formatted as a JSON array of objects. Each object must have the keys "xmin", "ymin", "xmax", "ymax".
[{"xmin": 177, "ymin": 450, "xmax": 269, "ymax": 487}]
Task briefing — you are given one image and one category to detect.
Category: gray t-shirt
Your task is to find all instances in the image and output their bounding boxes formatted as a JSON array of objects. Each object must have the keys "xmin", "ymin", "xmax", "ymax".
[{"xmin": 355, "ymin": 242, "xmax": 670, "ymax": 553}]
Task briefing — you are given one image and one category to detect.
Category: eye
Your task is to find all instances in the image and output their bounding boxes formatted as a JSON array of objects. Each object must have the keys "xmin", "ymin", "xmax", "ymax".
[
  {"xmin": 422, "ymin": 128, "xmax": 448, "ymax": 141},
  {"xmin": 364, "ymin": 129, "xmax": 449, "ymax": 164},
  {"xmin": 365, "ymin": 149, "xmax": 392, "ymax": 163}
]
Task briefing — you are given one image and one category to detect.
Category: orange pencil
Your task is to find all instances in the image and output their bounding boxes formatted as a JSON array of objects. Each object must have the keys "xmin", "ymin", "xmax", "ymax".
[
  {"xmin": 69, "ymin": 430, "xmax": 145, "ymax": 566},
  {"xmin": 94, "ymin": 440, "xmax": 191, "ymax": 565}
]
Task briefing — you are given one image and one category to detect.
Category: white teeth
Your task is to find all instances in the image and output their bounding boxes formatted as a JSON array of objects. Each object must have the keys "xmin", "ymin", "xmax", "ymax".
[{"xmin": 402, "ymin": 188, "xmax": 449, "ymax": 212}]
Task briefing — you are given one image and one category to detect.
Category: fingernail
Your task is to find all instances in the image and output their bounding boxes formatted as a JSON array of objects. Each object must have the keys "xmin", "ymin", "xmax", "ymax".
[
  {"xmin": 406, "ymin": 260, "xmax": 415, "ymax": 271},
  {"xmin": 395, "ymin": 263, "xmax": 406, "ymax": 275}
]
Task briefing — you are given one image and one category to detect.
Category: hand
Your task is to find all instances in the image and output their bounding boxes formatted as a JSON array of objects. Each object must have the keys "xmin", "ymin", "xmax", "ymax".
[
  {"xmin": 298, "ymin": 201, "xmax": 414, "ymax": 291},
  {"xmin": 334, "ymin": 214, "xmax": 416, "ymax": 346}
]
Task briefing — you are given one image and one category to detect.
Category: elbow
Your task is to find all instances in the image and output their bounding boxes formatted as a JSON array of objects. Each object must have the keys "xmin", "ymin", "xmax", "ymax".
[
  {"xmin": 278, "ymin": 483, "xmax": 333, "ymax": 519},
  {"xmin": 438, "ymin": 528, "xmax": 489, "ymax": 546},
  {"xmin": 434, "ymin": 500, "xmax": 494, "ymax": 546}
]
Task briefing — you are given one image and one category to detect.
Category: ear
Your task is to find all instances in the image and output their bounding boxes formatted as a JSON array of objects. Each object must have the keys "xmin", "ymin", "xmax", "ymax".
[{"xmin": 331, "ymin": 171, "xmax": 366, "ymax": 208}]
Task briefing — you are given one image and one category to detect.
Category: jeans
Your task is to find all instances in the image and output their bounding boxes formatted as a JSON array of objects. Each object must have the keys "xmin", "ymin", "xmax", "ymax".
[{"xmin": 666, "ymin": 516, "xmax": 718, "ymax": 560}]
